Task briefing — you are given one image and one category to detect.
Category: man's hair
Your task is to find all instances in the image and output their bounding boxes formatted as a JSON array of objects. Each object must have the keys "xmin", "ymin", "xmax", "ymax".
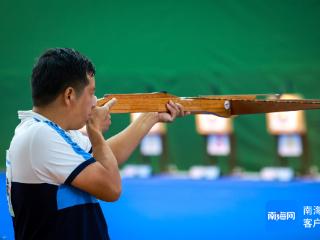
[{"xmin": 31, "ymin": 48, "xmax": 96, "ymax": 107}]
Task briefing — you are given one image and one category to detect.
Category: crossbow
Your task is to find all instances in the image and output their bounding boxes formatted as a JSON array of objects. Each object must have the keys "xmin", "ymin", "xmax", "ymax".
[{"xmin": 97, "ymin": 92, "xmax": 320, "ymax": 118}]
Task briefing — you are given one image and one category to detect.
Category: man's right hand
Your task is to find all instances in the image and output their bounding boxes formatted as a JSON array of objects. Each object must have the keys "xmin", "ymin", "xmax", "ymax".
[
  {"xmin": 74, "ymin": 97, "xmax": 121, "ymax": 202},
  {"xmin": 86, "ymin": 98, "xmax": 117, "ymax": 136}
]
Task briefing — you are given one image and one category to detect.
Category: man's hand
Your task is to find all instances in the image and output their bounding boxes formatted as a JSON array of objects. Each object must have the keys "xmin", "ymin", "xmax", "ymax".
[
  {"xmin": 73, "ymin": 97, "xmax": 121, "ymax": 202},
  {"xmin": 86, "ymin": 98, "xmax": 117, "ymax": 135},
  {"xmin": 157, "ymin": 100, "xmax": 190, "ymax": 123}
]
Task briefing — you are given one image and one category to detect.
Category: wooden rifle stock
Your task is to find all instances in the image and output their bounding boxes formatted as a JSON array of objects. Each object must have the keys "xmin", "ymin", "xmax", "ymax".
[{"xmin": 97, "ymin": 92, "xmax": 320, "ymax": 118}]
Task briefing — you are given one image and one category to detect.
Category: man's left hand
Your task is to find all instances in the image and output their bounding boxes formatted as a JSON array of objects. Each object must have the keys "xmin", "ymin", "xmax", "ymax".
[{"xmin": 157, "ymin": 100, "xmax": 190, "ymax": 123}]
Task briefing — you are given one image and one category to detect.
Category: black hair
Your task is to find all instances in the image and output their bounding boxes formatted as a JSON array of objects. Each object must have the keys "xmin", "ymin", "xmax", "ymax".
[{"xmin": 31, "ymin": 48, "xmax": 95, "ymax": 107}]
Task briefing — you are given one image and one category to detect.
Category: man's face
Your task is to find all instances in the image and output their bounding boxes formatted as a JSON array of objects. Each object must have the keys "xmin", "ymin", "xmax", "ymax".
[{"xmin": 71, "ymin": 74, "xmax": 96, "ymax": 129}]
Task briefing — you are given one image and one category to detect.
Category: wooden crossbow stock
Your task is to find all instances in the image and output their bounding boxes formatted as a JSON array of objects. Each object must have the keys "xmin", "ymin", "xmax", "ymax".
[{"xmin": 97, "ymin": 92, "xmax": 320, "ymax": 118}]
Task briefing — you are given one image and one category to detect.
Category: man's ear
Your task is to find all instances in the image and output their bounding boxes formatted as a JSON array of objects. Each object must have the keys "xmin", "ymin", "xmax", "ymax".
[{"xmin": 64, "ymin": 87, "xmax": 76, "ymax": 106}]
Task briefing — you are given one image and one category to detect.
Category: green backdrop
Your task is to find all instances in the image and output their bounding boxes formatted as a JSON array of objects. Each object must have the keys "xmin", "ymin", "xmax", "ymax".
[{"xmin": 1, "ymin": 0, "xmax": 320, "ymax": 172}]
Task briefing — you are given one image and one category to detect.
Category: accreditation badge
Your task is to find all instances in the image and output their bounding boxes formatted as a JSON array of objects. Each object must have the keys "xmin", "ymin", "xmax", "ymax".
[{"xmin": 6, "ymin": 150, "xmax": 15, "ymax": 217}]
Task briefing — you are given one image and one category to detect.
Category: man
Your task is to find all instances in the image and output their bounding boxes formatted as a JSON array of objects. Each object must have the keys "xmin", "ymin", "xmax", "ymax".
[{"xmin": 6, "ymin": 48, "xmax": 188, "ymax": 239}]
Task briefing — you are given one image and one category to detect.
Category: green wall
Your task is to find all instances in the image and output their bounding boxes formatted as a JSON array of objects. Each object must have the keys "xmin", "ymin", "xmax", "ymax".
[{"xmin": 1, "ymin": 0, "xmax": 320, "ymax": 171}]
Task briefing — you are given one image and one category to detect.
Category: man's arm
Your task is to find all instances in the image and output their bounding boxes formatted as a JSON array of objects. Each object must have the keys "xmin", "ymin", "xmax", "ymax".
[
  {"xmin": 78, "ymin": 100, "xmax": 188, "ymax": 165},
  {"xmin": 72, "ymin": 98, "xmax": 122, "ymax": 202},
  {"xmin": 107, "ymin": 101, "xmax": 188, "ymax": 165},
  {"xmin": 72, "ymin": 134, "xmax": 121, "ymax": 201},
  {"xmin": 107, "ymin": 112, "xmax": 158, "ymax": 165}
]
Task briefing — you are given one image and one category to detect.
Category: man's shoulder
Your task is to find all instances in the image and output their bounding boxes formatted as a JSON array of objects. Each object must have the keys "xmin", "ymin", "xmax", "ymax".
[
  {"xmin": 12, "ymin": 119, "xmax": 58, "ymax": 149},
  {"xmin": 10, "ymin": 122, "xmax": 57, "ymax": 158},
  {"xmin": 26, "ymin": 119, "xmax": 56, "ymax": 136}
]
